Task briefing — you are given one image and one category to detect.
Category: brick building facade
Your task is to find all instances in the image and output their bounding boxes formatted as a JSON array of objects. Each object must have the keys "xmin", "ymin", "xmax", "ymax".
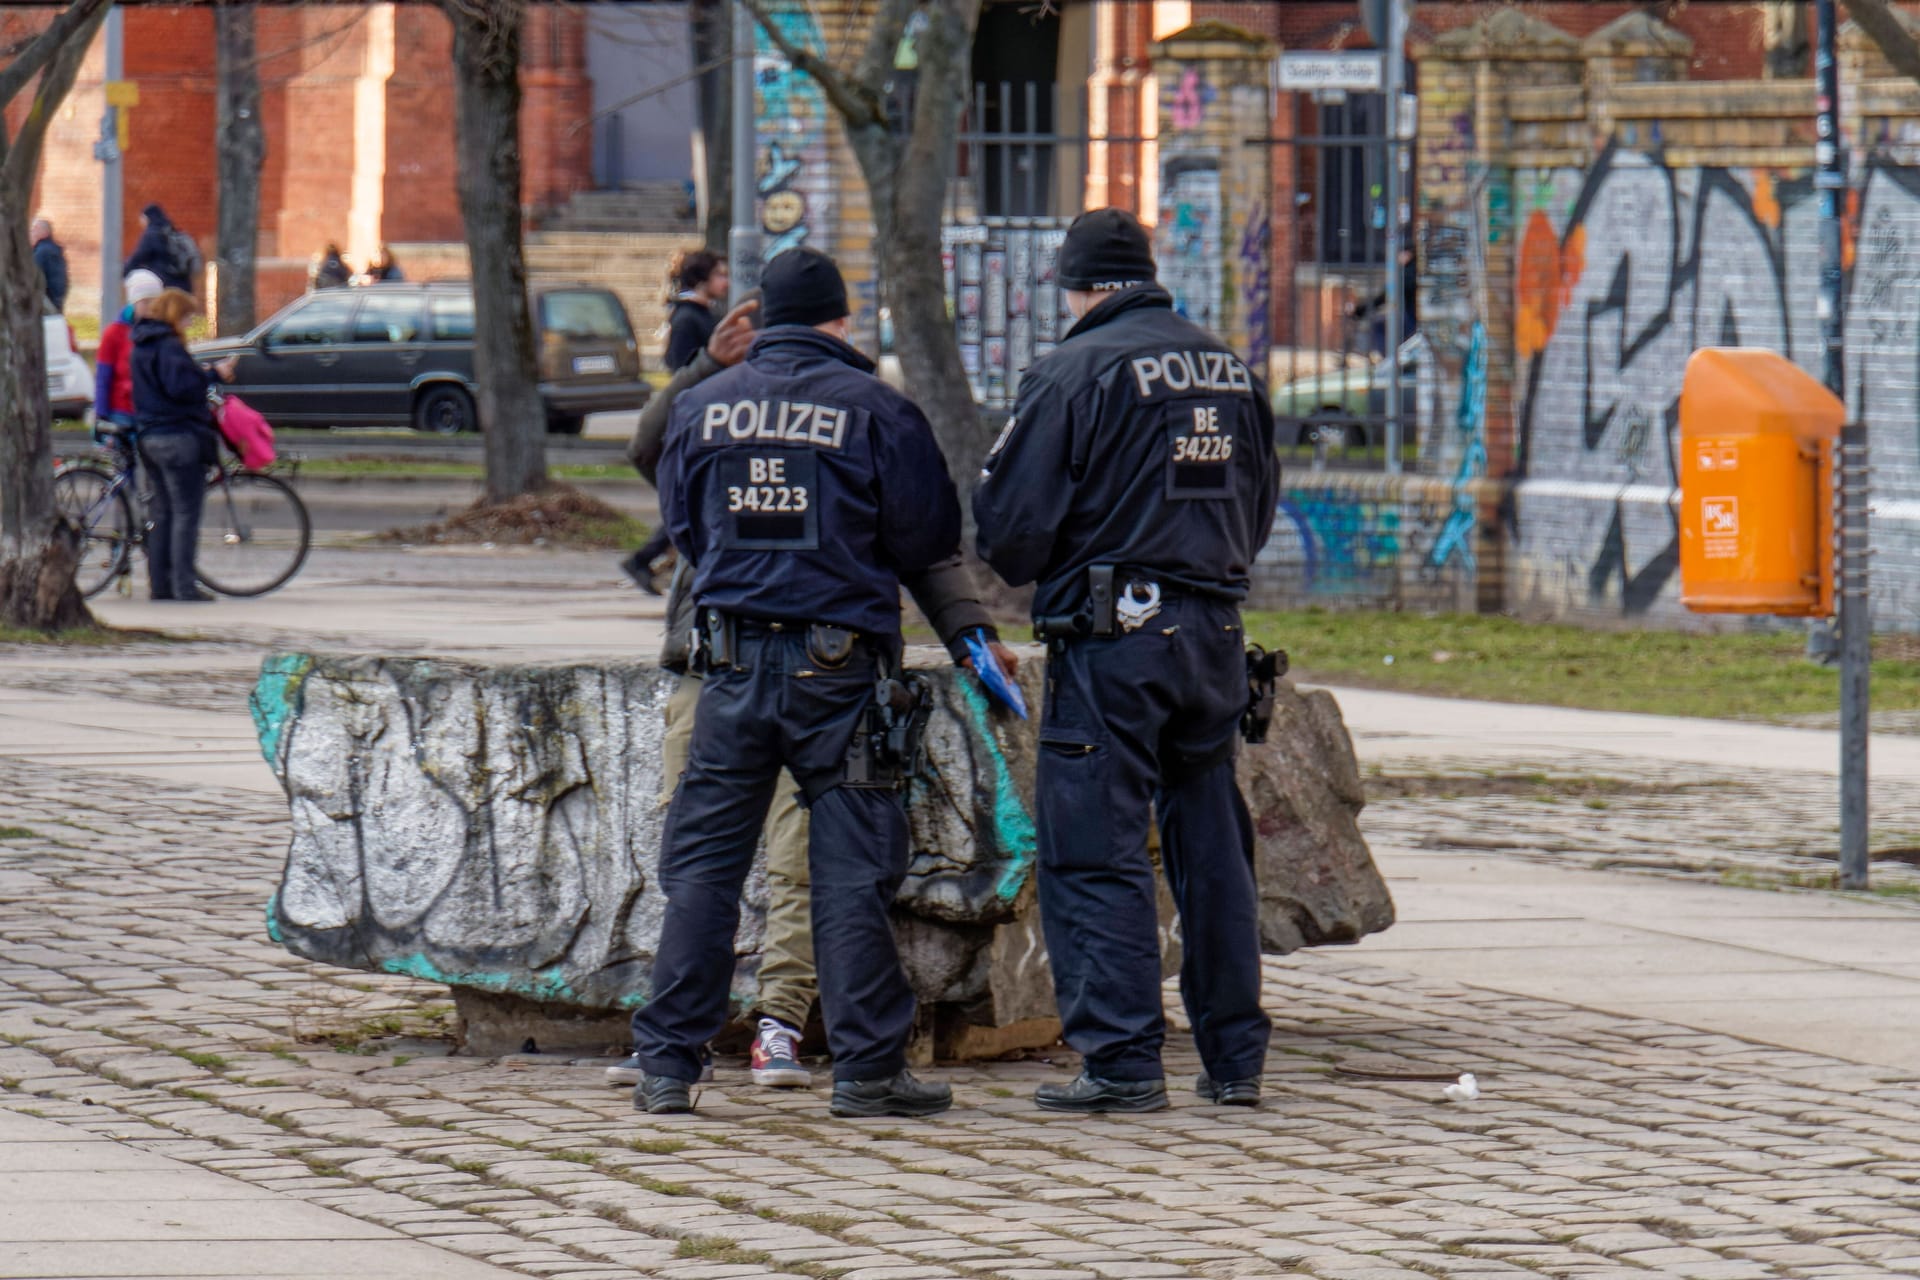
[{"xmin": 21, "ymin": 2, "xmax": 593, "ymax": 318}]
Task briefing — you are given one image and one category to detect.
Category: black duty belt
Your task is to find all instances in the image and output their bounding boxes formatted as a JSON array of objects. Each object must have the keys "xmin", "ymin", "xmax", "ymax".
[{"xmin": 695, "ymin": 608, "xmax": 869, "ymax": 673}]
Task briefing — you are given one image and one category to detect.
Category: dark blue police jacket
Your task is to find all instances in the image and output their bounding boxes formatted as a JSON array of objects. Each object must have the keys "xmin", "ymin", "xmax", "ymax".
[
  {"xmin": 658, "ymin": 325, "xmax": 963, "ymax": 639},
  {"xmin": 973, "ymin": 286, "xmax": 1279, "ymax": 620}
]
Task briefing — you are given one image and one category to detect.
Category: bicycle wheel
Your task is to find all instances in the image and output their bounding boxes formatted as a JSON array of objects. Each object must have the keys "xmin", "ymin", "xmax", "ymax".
[
  {"xmin": 195, "ymin": 471, "xmax": 312, "ymax": 597},
  {"xmin": 52, "ymin": 464, "xmax": 133, "ymax": 599}
]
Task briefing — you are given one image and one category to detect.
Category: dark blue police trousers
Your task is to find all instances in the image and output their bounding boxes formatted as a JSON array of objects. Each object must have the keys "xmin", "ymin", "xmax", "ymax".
[
  {"xmin": 1035, "ymin": 594, "xmax": 1272, "ymax": 1083},
  {"xmin": 631, "ymin": 629, "xmax": 916, "ymax": 1084}
]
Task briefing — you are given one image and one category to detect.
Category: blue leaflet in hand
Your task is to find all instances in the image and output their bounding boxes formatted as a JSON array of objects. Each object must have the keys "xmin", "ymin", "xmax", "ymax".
[{"xmin": 964, "ymin": 630, "xmax": 1028, "ymax": 719}]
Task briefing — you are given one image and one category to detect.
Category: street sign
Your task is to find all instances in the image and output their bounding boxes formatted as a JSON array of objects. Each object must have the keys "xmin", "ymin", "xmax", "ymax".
[{"xmin": 1278, "ymin": 51, "xmax": 1385, "ymax": 92}]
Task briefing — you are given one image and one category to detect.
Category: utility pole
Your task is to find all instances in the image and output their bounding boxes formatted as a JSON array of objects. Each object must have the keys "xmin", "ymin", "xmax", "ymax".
[
  {"xmin": 1814, "ymin": 0, "xmax": 1869, "ymax": 890},
  {"xmin": 96, "ymin": 3, "xmax": 124, "ymax": 322},
  {"xmin": 1380, "ymin": 0, "xmax": 1409, "ymax": 475},
  {"xmin": 728, "ymin": 0, "xmax": 762, "ymax": 306}
]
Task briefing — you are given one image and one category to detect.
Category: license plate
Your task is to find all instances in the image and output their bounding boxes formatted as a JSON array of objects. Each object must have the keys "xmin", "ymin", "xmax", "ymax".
[{"xmin": 572, "ymin": 355, "xmax": 616, "ymax": 374}]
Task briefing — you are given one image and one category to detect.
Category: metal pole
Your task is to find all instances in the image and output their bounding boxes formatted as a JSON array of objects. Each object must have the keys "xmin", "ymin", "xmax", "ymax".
[
  {"xmin": 728, "ymin": 0, "xmax": 763, "ymax": 305},
  {"xmin": 98, "ymin": 4, "xmax": 124, "ymax": 322},
  {"xmin": 1815, "ymin": 0, "xmax": 1869, "ymax": 889},
  {"xmin": 1381, "ymin": 0, "xmax": 1407, "ymax": 475}
]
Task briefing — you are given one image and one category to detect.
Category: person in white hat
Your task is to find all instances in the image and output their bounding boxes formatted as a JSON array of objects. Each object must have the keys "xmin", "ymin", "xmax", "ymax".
[{"xmin": 94, "ymin": 269, "xmax": 167, "ymax": 428}]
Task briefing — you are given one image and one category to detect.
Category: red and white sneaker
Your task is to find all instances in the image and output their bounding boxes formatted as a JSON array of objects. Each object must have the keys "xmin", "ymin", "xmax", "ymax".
[{"xmin": 749, "ymin": 1017, "xmax": 811, "ymax": 1088}]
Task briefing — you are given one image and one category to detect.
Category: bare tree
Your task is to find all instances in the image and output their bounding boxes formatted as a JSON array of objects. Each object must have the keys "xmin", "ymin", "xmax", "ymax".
[
  {"xmin": 1843, "ymin": 0, "xmax": 1920, "ymax": 82},
  {"xmin": 692, "ymin": 0, "xmax": 732, "ymax": 252},
  {"xmin": 214, "ymin": 0, "xmax": 265, "ymax": 336},
  {"xmin": 741, "ymin": 0, "xmax": 986, "ymax": 489},
  {"xmin": 443, "ymin": 0, "xmax": 547, "ymax": 502},
  {"xmin": 0, "ymin": 0, "xmax": 113, "ymax": 631}
]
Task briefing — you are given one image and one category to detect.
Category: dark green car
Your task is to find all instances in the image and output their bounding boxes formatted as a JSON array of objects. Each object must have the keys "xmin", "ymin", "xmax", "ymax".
[{"xmin": 1269, "ymin": 338, "xmax": 1422, "ymax": 448}]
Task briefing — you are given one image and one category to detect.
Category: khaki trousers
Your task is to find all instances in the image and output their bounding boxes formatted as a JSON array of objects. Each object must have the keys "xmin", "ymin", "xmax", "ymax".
[{"xmin": 660, "ymin": 673, "xmax": 816, "ymax": 1030}]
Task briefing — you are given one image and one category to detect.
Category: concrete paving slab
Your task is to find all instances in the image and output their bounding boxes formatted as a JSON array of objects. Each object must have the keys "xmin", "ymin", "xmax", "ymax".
[
  {"xmin": 0, "ymin": 1239, "xmax": 521, "ymax": 1278},
  {"xmin": 0, "ymin": 1197, "xmax": 397, "ymax": 1241},
  {"xmin": 0, "ymin": 1171, "xmax": 274, "ymax": 1198},
  {"xmin": 0, "ymin": 1143, "xmax": 188, "ymax": 1173}
]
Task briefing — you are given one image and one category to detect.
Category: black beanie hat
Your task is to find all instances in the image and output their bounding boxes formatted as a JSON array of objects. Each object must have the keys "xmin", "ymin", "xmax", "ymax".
[
  {"xmin": 1056, "ymin": 207, "xmax": 1156, "ymax": 291},
  {"xmin": 760, "ymin": 248, "xmax": 850, "ymax": 327}
]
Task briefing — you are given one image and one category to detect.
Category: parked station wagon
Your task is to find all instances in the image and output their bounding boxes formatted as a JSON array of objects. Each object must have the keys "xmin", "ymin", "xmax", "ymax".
[{"xmin": 191, "ymin": 282, "xmax": 649, "ymax": 435}]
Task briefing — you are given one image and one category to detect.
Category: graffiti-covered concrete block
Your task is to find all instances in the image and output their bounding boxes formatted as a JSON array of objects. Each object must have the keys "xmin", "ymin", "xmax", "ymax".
[{"xmin": 250, "ymin": 651, "xmax": 1392, "ymax": 1056}]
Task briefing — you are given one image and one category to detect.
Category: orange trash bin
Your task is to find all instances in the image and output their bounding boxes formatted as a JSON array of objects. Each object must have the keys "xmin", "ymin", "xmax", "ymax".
[{"xmin": 1678, "ymin": 348, "xmax": 1840, "ymax": 617}]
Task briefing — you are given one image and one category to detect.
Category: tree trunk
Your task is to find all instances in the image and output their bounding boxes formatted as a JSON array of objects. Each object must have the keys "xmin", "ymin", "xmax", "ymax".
[
  {"xmin": 0, "ymin": 0, "xmax": 112, "ymax": 632},
  {"xmin": 446, "ymin": 0, "xmax": 548, "ymax": 503},
  {"xmin": 1844, "ymin": 0, "xmax": 1920, "ymax": 84},
  {"xmin": 861, "ymin": 0, "xmax": 985, "ymax": 496},
  {"xmin": 214, "ymin": 1, "xmax": 264, "ymax": 337},
  {"xmin": 692, "ymin": 0, "xmax": 732, "ymax": 254}
]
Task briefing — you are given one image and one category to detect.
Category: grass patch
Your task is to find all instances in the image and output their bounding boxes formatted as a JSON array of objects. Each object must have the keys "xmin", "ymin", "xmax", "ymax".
[
  {"xmin": 0, "ymin": 827, "xmax": 35, "ymax": 840},
  {"xmin": 629, "ymin": 1137, "xmax": 690, "ymax": 1155},
  {"xmin": 674, "ymin": 1237, "xmax": 770, "ymax": 1266},
  {"xmin": 636, "ymin": 1177, "xmax": 690, "ymax": 1196},
  {"xmin": 1244, "ymin": 609, "xmax": 1920, "ymax": 723},
  {"xmin": 296, "ymin": 457, "xmax": 633, "ymax": 482},
  {"xmin": 176, "ymin": 1050, "xmax": 229, "ymax": 1071},
  {"xmin": 0, "ymin": 624, "xmax": 153, "ymax": 647},
  {"xmin": 769, "ymin": 1210, "xmax": 856, "ymax": 1232},
  {"xmin": 548, "ymin": 1149, "xmax": 600, "ymax": 1165},
  {"xmin": 982, "ymin": 1086, "xmax": 1014, "ymax": 1098}
]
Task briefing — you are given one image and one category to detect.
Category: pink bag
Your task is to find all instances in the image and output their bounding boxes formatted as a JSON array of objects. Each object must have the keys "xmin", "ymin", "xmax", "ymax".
[{"xmin": 215, "ymin": 394, "xmax": 276, "ymax": 470}]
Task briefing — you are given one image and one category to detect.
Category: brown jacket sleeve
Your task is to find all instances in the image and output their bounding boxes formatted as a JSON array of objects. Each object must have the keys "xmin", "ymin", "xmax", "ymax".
[
  {"xmin": 903, "ymin": 552, "xmax": 999, "ymax": 661},
  {"xmin": 627, "ymin": 348, "xmax": 723, "ymax": 485}
]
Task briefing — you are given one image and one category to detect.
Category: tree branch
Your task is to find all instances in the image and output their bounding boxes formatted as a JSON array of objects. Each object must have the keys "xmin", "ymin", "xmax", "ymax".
[
  {"xmin": 852, "ymin": 0, "xmax": 918, "ymax": 95},
  {"xmin": 1844, "ymin": 0, "xmax": 1920, "ymax": 85},
  {"xmin": 0, "ymin": 0, "xmax": 113, "ymax": 112},
  {"xmin": 2, "ymin": 0, "xmax": 109, "ymax": 198},
  {"xmin": 740, "ymin": 0, "xmax": 885, "ymax": 129}
]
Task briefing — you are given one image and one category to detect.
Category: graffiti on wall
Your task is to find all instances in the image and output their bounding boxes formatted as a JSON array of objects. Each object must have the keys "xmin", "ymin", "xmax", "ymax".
[
  {"xmin": 1159, "ymin": 155, "xmax": 1223, "ymax": 331},
  {"xmin": 1239, "ymin": 201, "xmax": 1272, "ymax": 369},
  {"xmin": 941, "ymin": 223, "xmax": 1074, "ymax": 410},
  {"xmin": 754, "ymin": 6, "xmax": 833, "ymax": 260},
  {"xmin": 1512, "ymin": 143, "xmax": 1840, "ymax": 616}
]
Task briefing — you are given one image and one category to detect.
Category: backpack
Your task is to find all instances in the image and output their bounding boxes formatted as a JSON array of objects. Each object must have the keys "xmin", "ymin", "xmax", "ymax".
[
  {"xmin": 166, "ymin": 227, "xmax": 203, "ymax": 284},
  {"xmin": 215, "ymin": 395, "xmax": 276, "ymax": 470}
]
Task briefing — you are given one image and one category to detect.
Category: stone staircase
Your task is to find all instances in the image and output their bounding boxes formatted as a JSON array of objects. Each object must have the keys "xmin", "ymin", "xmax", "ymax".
[
  {"xmin": 537, "ymin": 181, "xmax": 697, "ymax": 233},
  {"xmin": 524, "ymin": 229, "xmax": 698, "ymax": 366}
]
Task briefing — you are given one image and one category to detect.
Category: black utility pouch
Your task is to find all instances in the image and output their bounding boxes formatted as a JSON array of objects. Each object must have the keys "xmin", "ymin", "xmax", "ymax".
[{"xmin": 806, "ymin": 624, "xmax": 858, "ymax": 669}]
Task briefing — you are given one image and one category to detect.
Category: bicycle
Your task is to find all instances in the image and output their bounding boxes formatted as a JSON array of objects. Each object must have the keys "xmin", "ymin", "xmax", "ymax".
[{"xmin": 53, "ymin": 419, "xmax": 312, "ymax": 599}]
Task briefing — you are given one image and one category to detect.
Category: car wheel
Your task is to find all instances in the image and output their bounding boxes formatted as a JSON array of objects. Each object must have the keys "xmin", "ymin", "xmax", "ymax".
[
  {"xmin": 547, "ymin": 414, "xmax": 585, "ymax": 437},
  {"xmin": 414, "ymin": 385, "xmax": 476, "ymax": 436}
]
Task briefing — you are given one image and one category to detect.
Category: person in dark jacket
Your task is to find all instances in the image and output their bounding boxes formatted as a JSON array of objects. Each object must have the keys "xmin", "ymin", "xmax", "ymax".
[
  {"xmin": 310, "ymin": 244, "xmax": 352, "ymax": 291},
  {"xmin": 975, "ymin": 208, "xmax": 1280, "ymax": 1114},
  {"xmin": 131, "ymin": 289, "xmax": 236, "ymax": 602},
  {"xmin": 608, "ymin": 288, "xmax": 1016, "ymax": 1097},
  {"xmin": 630, "ymin": 248, "xmax": 967, "ymax": 1119},
  {"xmin": 123, "ymin": 205, "xmax": 191, "ymax": 292},
  {"xmin": 359, "ymin": 245, "xmax": 404, "ymax": 284},
  {"xmin": 661, "ymin": 248, "xmax": 728, "ymax": 372},
  {"xmin": 31, "ymin": 218, "xmax": 68, "ymax": 313}
]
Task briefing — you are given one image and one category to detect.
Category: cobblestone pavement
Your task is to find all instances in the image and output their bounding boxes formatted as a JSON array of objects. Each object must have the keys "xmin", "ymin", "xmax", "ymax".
[{"xmin": 11, "ymin": 759, "xmax": 1920, "ymax": 1280}]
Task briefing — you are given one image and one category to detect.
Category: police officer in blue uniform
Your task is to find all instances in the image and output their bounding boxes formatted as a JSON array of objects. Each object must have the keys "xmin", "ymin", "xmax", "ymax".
[
  {"xmin": 633, "ymin": 247, "xmax": 961, "ymax": 1118},
  {"xmin": 974, "ymin": 208, "xmax": 1280, "ymax": 1112}
]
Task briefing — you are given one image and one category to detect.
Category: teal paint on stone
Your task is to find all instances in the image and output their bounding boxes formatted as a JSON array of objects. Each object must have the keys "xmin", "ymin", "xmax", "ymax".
[
  {"xmin": 376, "ymin": 953, "xmax": 584, "ymax": 1004},
  {"xmin": 264, "ymin": 891, "xmax": 283, "ymax": 944},
  {"xmin": 251, "ymin": 654, "xmax": 314, "ymax": 769},
  {"xmin": 957, "ymin": 680, "xmax": 1037, "ymax": 901}
]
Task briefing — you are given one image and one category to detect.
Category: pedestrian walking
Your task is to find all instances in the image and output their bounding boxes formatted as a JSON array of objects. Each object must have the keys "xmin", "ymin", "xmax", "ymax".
[
  {"xmin": 613, "ymin": 288, "xmax": 1016, "ymax": 1097},
  {"xmin": 131, "ymin": 289, "xmax": 236, "ymax": 603},
  {"xmin": 31, "ymin": 217, "xmax": 68, "ymax": 313},
  {"xmin": 662, "ymin": 248, "xmax": 728, "ymax": 372},
  {"xmin": 94, "ymin": 269, "xmax": 166, "ymax": 430},
  {"xmin": 309, "ymin": 244, "xmax": 352, "ymax": 291},
  {"xmin": 123, "ymin": 205, "xmax": 198, "ymax": 294},
  {"xmin": 358, "ymin": 245, "xmax": 404, "ymax": 284},
  {"xmin": 629, "ymin": 247, "xmax": 963, "ymax": 1118},
  {"xmin": 974, "ymin": 208, "xmax": 1281, "ymax": 1113},
  {"xmin": 620, "ymin": 249, "xmax": 731, "ymax": 592}
]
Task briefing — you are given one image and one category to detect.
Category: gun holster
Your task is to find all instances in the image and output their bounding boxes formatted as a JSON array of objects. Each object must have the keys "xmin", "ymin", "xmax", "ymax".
[
  {"xmin": 693, "ymin": 608, "xmax": 738, "ymax": 674},
  {"xmin": 1241, "ymin": 644, "xmax": 1289, "ymax": 744},
  {"xmin": 844, "ymin": 662, "xmax": 933, "ymax": 792},
  {"xmin": 1033, "ymin": 564, "xmax": 1119, "ymax": 646}
]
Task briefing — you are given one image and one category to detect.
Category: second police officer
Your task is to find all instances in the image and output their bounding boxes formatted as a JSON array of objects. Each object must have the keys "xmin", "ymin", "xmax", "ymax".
[
  {"xmin": 975, "ymin": 208, "xmax": 1281, "ymax": 1112},
  {"xmin": 633, "ymin": 247, "xmax": 961, "ymax": 1118}
]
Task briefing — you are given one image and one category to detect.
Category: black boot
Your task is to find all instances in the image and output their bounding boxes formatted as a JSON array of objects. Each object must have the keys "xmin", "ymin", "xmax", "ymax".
[
  {"xmin": 1034, "ymin": 1071, "xmax": 1168, "ymax": 1113},
  {"xmin": 634, "ymin": 1073, "xmax": 693, "ymax": 1114},
  {"xmin": 1195, "ymin": 1073, "xmax": 1262, "ymax": 1106},
  {"xmin": 830, "ymin": 1070, "xmax": 952, "ymax": 1117}
]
